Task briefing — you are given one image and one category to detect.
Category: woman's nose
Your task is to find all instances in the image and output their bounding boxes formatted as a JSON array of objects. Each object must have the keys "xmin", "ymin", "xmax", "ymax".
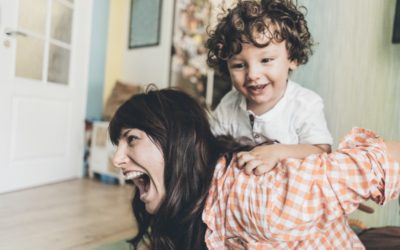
[{"xmin": 112, "ymin": 146, "xmax": 127, "ymax": 168}]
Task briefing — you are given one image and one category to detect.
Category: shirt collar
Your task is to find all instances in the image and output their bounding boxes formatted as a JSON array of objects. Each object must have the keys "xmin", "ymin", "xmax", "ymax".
[{"xmin": 238, "ymin": 93, "xmax": 248, "ymax": 112}]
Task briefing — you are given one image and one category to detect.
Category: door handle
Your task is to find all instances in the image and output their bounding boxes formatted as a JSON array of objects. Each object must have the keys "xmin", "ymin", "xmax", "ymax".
[{"xmin": 5, "ymin": 29, "xmax": 27, "ymax": 37}]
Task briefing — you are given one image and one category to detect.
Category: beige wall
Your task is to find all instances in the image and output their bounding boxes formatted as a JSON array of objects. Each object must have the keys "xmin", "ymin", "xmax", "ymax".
[
  {"xmin": 122, "ymin": 1, "xmax": 174, "ymax": 88},
  {"xmin": 103, "ymin": 0, "xmax": 174, "ymax": 101},
  {"xmin": 294, "ymin": 0, "xmax": 400, "ymax": 227},
  {"xmin": 103, "ymin": 0, "xmax": 126, "ymax": 103}
]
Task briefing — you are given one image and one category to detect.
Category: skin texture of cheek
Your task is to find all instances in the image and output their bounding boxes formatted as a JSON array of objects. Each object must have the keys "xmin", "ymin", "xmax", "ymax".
[{"xmin": 140, "ymin": 141, "xmax": 166, "ymax": 214}]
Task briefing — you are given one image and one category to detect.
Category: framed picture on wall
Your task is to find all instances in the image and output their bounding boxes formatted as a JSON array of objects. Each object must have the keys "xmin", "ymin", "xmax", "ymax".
[
  {"xmin": 128, "ymin": 0, "xmax": 162, "ymax": 49},
  {"xmin": 393, "ymin": 0, "xmax": 400, "ymax": 43}
]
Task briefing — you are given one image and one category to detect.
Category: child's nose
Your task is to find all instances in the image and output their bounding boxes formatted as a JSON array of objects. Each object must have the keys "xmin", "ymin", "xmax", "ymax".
[{"xmin": 247, "ymin": 65, "xmax": 261, "ymax": 81}]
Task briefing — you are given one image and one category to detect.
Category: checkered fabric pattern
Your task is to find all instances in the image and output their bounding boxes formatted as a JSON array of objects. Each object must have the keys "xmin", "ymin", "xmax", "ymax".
[{"xmin": 203, "ymin": 128, "xmax": 400, "ymax": 249}]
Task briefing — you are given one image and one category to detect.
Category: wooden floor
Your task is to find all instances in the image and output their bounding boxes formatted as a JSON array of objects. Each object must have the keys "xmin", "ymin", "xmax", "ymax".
[{"xmin": 0, "ymin": 178, "xmax": 137, "ymax": 250}]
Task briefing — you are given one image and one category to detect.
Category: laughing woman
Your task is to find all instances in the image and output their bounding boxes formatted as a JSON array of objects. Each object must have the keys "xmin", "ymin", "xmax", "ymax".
[{"xmin": 109, "ymin": 88, "xmax": 400, "ymax": 250}]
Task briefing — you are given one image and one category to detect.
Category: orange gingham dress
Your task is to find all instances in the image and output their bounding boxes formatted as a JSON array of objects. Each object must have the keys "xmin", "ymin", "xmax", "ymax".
[{"xmin": 203, "ymin": 128, "xmax": 400, "ymax": 249}]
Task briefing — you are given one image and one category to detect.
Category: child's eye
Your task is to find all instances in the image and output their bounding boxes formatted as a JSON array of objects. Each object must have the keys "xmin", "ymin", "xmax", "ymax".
[
  {"xmin": 261, "ymin": 58, "xmax": 272, "ymax": 63},
  {"xmin": 230, "ymin": 63, "xmax": 245, "ymax": 69}
]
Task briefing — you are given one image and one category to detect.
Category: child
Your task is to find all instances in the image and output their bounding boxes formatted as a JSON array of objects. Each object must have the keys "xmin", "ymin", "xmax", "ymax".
[{"xmin": 206, "ymin": 0, "xmax": 332, "ymax": 174}]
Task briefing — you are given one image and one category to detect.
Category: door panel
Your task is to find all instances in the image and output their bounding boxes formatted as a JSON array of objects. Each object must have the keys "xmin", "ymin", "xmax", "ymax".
[
  {"xmin": 10, "ymin": 97, "xmax": 70, "ymax": 160},
  {"xmin": 47, "ymin": 43, "xmax": 70, "ymax": 84},
  {"xmin": 15, "ymin": 35, "xmax": 45, "ymax": 80},
  {"xmin": 18, "ymin": 0, "xmax": 47, "ymax": 35},
  {"xmin": 50, "ymin": 0, "xmax": 73, "ymax": 43},
  {"xmin": 0, "ymin": 0, "xmax": 92, "ymax": 193}
]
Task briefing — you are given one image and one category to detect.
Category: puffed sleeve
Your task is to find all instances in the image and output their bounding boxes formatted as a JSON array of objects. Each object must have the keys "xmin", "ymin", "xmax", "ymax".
[
  {"xmin": 327, "ymin": 127, "xmax": 400, "ymax": 212},
  {"xmin": 264, "ymin": 127, "xmax": 400, "ymax": 236}
]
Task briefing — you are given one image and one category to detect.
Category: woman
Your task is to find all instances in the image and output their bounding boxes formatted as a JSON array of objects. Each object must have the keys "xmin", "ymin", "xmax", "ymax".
[{"xmin": 109, "ymin": 88, "xmax": 400, "ymax": 250}]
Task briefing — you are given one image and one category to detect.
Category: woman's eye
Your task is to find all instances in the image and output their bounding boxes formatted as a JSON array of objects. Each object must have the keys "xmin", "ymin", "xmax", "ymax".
[{"xmin": 127, "ymin": 135, "xmax": 139, "ymax": 145}]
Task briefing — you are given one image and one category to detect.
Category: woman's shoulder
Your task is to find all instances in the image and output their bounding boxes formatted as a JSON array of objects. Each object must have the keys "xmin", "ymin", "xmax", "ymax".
[{"xmin": 337, "ymin": 127, "xmax": 384, "ymax": 150}]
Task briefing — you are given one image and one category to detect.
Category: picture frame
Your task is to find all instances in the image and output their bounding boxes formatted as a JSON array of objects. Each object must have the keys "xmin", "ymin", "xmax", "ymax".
[
  {"xmin": 393, "ymin": 0, "xmax": 400, "ymax": 43},
  {"xmin": 128, "ymin": 0, "xmax": 162, "ymax": 49}
]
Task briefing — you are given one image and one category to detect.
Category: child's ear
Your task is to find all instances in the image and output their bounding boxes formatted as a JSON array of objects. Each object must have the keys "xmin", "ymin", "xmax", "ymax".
[{"xmin": 289, "ymin": 60, "xmax": 298, "ymax": 71}]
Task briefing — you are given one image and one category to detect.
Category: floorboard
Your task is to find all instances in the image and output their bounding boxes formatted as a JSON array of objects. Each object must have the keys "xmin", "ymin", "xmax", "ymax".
[{"xmin": 0, "ymin": 178, "xmax": 137, "ymax": 250}]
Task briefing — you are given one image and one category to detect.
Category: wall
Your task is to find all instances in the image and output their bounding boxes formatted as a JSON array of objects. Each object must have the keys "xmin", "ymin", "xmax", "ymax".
[
  {"xmin": 294, "ymin": 0, "xmax": 400, "ymax": 227},
  {"xmin": 86, "ymin": 0, "xmax": 109, "ymax": 120},
  {"xmin": 121, "ymin": 1, "xmax": 174, "ymax": 89},
  {"xmin": 102, "ymin": 0, "xmax": 174, "ymax": 102},
  {"xmin": 103, "ymin": 0, "xmax": 126, "ymax": 103},
  {"xmin": 102, "ymin": 0, "xmax": 234, "ymax": 103}
]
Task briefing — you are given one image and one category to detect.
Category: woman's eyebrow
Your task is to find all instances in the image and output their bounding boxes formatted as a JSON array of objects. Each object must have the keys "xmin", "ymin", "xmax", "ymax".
[{"xmin": 121, "ymin": 129, "xmax": 131, "ymax": 138}]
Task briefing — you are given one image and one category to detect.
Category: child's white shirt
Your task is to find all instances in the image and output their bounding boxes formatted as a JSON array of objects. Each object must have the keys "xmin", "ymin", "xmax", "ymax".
[{"xmin": 211, "ymin": 80, "xmax": 333, "ymax": 145}]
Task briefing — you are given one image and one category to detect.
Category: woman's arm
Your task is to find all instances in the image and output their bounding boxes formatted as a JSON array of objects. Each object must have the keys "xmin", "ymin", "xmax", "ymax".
[
  {"xmin": 262, "ymin": 129, "xmax": 400, "ymax": 230},
  {"xmin": 386, "ymin": 141, "xmax": 400, "ymax": 162},
  {"xmin": 239, "ymin": 128, "xmax": 400, "ymax": 216}
]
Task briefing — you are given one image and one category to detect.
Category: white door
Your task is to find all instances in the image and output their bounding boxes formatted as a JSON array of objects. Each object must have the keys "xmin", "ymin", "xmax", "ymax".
[{"xmin": 0, "ymin": 0, "xmax": 92, "ymax": 193}]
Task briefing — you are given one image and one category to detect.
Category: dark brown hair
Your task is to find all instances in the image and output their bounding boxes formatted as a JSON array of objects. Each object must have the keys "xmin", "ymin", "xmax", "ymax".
[
  {"xmin": 206, "ymin": 0, "xmax": 313, "ymax": 78},
  {"xmin": 109, "ymin": 87, "xmax": 253, "ymax": 250}
]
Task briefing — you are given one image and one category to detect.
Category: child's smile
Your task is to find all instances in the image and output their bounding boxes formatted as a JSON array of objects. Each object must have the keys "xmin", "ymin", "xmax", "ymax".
[{"xmin": 245, "ymin": 83, "xmax": 269, "ymax": 94}]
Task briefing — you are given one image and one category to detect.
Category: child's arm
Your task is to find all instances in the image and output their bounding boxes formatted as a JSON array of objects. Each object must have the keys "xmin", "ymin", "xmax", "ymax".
[{"xmin": 237, "ymin": 143, "xmax": 331, "ymax": 175}]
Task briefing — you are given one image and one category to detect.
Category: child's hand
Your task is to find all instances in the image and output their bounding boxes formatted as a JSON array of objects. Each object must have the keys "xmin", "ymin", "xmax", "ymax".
[{"xmin": 236, "ymin": 144, "xmax": 280, "ymax": 175}]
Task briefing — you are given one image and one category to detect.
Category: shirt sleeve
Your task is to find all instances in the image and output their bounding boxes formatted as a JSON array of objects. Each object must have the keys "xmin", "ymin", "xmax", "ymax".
[
  {"xmin": 271, "ymin": 127, "xmax": 400, "ymax": 232},
  {"xmin": 296, "ymin": 95, "xmax": 333, "ymax": 145},
  {"xmin": 210, "ymin": 89, "xmax": 239, "ymax": 136},
  {"xmin": 210, "ymin": 105, "xmax": 229, "ymax": 136},
  {"xmin": 329, "ymin": 127, "xmax": 400, "ymax": 209}
]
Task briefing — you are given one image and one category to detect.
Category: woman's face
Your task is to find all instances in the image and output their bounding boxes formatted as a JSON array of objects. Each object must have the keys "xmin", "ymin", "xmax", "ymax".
[{"xmin": 113, "ymin": 128, "xmax": 166, "ymax": 214}]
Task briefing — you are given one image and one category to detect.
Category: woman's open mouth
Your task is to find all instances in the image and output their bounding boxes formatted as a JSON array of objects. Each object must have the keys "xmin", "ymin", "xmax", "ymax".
[{"xmin": 125, "ymin": 171, "xmax": 150, "ymax": 199}]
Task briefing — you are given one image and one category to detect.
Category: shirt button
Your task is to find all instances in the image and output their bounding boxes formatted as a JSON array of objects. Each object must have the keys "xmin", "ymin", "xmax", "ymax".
[{"xmin": 253, "ymin": 133, "xmax": 260, "ymax": 138}]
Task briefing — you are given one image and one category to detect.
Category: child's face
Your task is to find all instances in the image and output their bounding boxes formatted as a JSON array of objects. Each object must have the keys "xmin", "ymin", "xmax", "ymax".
[{"xmin": 227, "ymin": 38, "xmax": 297, "ymax": 114}]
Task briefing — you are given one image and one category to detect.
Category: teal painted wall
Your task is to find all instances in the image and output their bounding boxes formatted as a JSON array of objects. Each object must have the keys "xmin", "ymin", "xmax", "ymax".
[
  {"xmin": 294, "ymin": 0, "xmax": 400, "ymax": 227},
  {"xmin": 86, "ymin": 0, "xmax": 109, "ymax": 121}
]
